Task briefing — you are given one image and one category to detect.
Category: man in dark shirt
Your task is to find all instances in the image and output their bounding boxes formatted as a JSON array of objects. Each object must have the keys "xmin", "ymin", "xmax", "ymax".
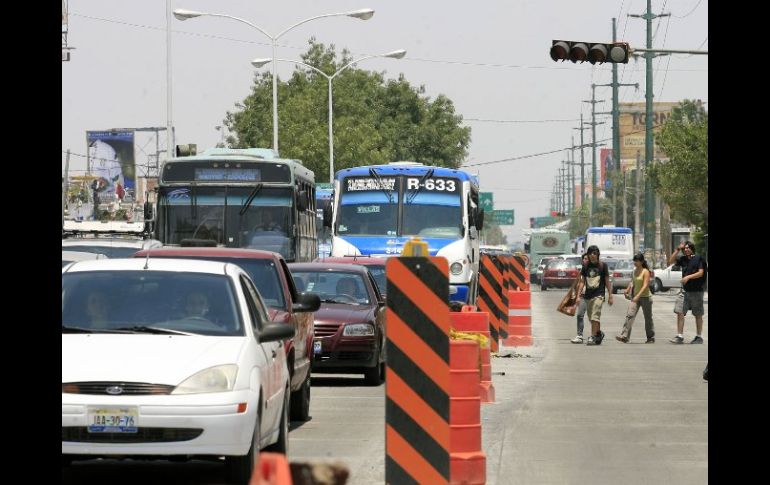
[
  {"xmin": 667, "ymin": 240, "xmax": 707, "ymax": 344},
  {"xmin": 575, "ymin": 245, "xmax": 613, "ymax": 345}
]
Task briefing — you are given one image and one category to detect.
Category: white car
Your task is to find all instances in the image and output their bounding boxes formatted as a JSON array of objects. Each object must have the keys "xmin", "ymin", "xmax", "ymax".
[
  {"xmin": 61, "ymin": 237, "xmax": 163, "ymax": 259},
  {"xmin": 652, "ymin": 263, "xmax": 683, "ymax": 292},
  {"xmin": 62, "ymin": 258, "xmax": 294, "ymax": 484}
]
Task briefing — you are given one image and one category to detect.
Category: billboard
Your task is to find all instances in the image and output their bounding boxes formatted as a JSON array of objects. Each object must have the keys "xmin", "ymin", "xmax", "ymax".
[
  {"xmin": 618, "ymin": 102, "xmax": 679, "ymax": 172},
  {"xmin": 87, "ymin": 130, "xmax": 135, "ymax": 203}
]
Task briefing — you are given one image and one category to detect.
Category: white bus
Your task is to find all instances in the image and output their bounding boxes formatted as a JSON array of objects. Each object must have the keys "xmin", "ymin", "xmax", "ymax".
[{"xmin": 585, "ymin": 226, "xmax": 634, "ymax": 261}]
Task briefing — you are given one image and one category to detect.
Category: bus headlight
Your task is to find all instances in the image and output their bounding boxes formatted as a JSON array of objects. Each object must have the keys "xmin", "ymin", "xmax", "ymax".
[{"xmin": 450, "ymin": 262, "xmax": 464, "ymax": 275}]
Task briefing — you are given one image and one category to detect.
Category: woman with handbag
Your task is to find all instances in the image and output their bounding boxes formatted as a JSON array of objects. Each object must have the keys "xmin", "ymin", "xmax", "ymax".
[
  {"xmin": 570, "ymin": 253, "xmax": 590, "ymax": 343},
  {"xmin": 616, "ymin": 252, "xmax": 655, "ymax": 343}
]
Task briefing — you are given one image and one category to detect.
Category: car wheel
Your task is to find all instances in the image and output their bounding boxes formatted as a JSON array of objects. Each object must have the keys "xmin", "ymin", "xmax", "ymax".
[
  {"xmin": 290, "ymin": 371, "xmax": 311, "ymax": 422},
  {"xmin": 541, "ymin": 284, "xmax": 547, "ymax": 291},
  {"xmin": 265, "ymin": 387, "xmax": 289, "ymax": 454},
  {"xmin": 653, "ymin": 278, "xmax": 664, "ymax": 293},
  {"xmin": 226, "ymin": 410, "xmax": 261, "ymax": 484}
]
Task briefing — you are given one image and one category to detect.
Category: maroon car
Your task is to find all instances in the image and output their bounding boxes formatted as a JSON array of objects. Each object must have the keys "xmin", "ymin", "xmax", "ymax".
[
  {"xmin": 313, "ymin": 256, "xmax": 387, "ymax": 297},
  {"xmin": 288, "ymin": 262, "xmax": 386, "ymax": 386},
  {"xmin": 541, "ymin": 259, "xmax": 580, "ymax": 290},
  {"xmin": 134, "ymin": 247, "xmax": 320, "ymax": 421}
]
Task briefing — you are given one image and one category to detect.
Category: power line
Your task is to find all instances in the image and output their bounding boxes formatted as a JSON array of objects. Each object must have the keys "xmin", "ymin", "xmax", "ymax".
[
  {"xmin": 71, "ymin": 11, "xmax": 709, "ymax": 73},
  {"xmin": 463, "ymin": 118, "xmax": 580, "ymax": 124},
  {"xmin": 672, "ymin": 0, "xmax": 704, "ymax": 18}
]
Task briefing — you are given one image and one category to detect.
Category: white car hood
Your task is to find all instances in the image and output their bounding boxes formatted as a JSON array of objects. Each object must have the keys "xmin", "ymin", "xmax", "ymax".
[{"xmin": 62, "ymin": 335, "xmax": 248, "ymax": 385}]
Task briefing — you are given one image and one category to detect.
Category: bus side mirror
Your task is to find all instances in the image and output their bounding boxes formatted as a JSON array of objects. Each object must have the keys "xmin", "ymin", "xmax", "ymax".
[
  {"xmin": 297, "ymin": 191, "xmax": 309, "ymax": 212},
  {"xmin": 323, "ymin": 204, "xmax": 332, "ymax": 228},
  {"xmin": 476, "ymin": 208, "xmax": 485, "ymax": 231}
]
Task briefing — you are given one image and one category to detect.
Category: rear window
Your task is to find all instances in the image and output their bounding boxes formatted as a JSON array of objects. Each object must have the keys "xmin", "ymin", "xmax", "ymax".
[
  {"xmin": 615, "ymin": 260, "xmax": 634, "ymax": 269},
  {"xmin": 546, "ymin": 260, "xmax": 571, "ymax": 270}
]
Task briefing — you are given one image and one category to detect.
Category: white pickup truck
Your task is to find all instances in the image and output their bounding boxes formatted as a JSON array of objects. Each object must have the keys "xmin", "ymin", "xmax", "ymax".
[{"xmin": 652, "ymin": 264, "xmax": 683, "ymax": 293}]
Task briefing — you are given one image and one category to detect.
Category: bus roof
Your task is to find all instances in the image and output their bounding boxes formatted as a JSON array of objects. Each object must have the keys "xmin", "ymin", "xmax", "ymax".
[
  {"xmin": 586, "ymin": 227, "xmax": 632, "ymax": 234},
  {"xmin": 335, "ymin": 164, "xmax": 478, "ymax": 185},
  {"xmin": 163, "ymin": 147, "xmax": 314, "ymax": 183}
]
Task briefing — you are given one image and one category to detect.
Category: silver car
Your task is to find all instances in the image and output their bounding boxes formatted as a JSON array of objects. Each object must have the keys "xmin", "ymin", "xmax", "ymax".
[{"xmin": 609, "ymin": 259, "xmax": 634, "ymax": 294}]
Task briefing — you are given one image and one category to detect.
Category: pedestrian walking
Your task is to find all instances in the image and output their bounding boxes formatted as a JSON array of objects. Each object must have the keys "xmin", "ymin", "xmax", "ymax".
[
  {"xmin": 668, "ymin": 241, "xmax": 707, "ymax": 344},
  {"xmin": 616, "ymin": 252, "xmax": 655, "ymax": 343},
  {"xmin": 575, "ymin": 245, "xmax": 613, "ymax": 345},
  {"xmin": 571, "ymin": 253, "xmax": 590, "ymax": 343}
]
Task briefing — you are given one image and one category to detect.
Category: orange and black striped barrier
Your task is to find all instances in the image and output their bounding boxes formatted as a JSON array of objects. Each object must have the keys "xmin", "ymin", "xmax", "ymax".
[
  {"xmin": 477, "ymin": 254, "xmax": 506, "ymax": 352},
  {"xmin": 386, "ymin": 254, "xmax": 451, "ymax": 485},
  {"xmin": 510, "ymin": 254, "xmax": 529, "ymax": 291},
  {"xmin": 503, "ymin": 289, "xmax": 533, "ymax": 347}
]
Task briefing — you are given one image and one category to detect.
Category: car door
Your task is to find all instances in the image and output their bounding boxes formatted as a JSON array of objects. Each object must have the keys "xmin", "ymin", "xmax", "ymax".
[
  {"xmin": 240, "ymin": 275, "xmax": 283, "ymax": 429},
  {"xmin": 366, "ymin": 270, "xmax": 387, "ymax": 361},
  {"xmin": 279, "ymin": 257, "xmax": 312, "ymax": 381}
]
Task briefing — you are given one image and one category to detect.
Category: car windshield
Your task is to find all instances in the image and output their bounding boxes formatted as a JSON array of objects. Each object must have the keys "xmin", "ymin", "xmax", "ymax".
[
  {"xmin": 564, "ymin": 257, "xmax": 581, "ymax": 267},
  {"xmin": 365, "ymin": 265, "xmax": 386, "ymax": 296},
  {"xmin": 615, "ymin": 260, "xmax": 634, "ymax": 269},
  {"xmin": 62, "ymin": 271, "xmax": 244, "ymax": 336},
  {"xmin": 539, "ymin": 257, "xmax": 557, "ymax": 267},
  {"xmin": 61, "ymin": 245, "xmax": 140, "ymax": 258},
  {"xmin": 291, "ymin": 271, "xmax": 370, "ymax": 305}
]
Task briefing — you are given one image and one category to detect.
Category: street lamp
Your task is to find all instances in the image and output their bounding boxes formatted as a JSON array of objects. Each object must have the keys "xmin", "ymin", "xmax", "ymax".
[
  {"xmin": 252, "ymin": 49, "xmax": 406, "ymax": 183},
  {"xmin": 173, "ymin": 7, "xmax": 375, "ymax": 154}
]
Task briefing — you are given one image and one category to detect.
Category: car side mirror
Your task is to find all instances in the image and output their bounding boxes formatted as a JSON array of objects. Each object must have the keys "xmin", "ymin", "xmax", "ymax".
[
  {"xmin": 259, "ymin": 322, "xmax": 295, "ymax": 343},
  {"xmin": 297, "ymin": 190, "xmax": 309, "ymax": 212},
  {"xmin": 292, "ymin": 292, "xmax": 321, "ymax": 313},
  {"xmin": 143, "ymin": 201, "xmax": 155, "ymax": 221},
  {"xmin": 323, "ymin": 204, "xmax": 332, "ymax": 228}
]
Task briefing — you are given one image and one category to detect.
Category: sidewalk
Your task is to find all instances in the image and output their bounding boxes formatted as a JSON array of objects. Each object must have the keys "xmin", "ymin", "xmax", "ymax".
[{"xmin": 482, "ymin": 288, "xmax": 708, "ymax": 484}]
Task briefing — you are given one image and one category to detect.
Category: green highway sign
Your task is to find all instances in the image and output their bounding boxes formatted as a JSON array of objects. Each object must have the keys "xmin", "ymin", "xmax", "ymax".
[
  {"xmin": 491, "ymin": 209, "xmax": 514, "ymax": 225},
  {"xmin": 533, "ymin": 216, "xmax": 558, "ymax": 228},
  {"xmin": 480, "ymin": 192, "xmax": 494, "ymax": 211},
  {"xmin": 316, "ymin": 183, "xmax": 334, "ymax": 190}
]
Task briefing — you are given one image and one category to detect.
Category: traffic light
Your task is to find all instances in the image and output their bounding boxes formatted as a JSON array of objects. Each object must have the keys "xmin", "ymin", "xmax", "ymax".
[
  {"xmin": 529, "ymin": 217, "xmax": 535, "ymax": 228},
  {"xmin": 550, "ymin": 40, "xmax": 630, "ymax": 64}
]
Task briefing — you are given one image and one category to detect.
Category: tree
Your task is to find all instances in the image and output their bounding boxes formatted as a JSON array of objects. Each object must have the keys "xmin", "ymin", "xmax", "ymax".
[
  {"xmin": 482, "ymin": 219, "xmax": 508, "ymax": 246},
  {"xmin": 225, "ymin": 40, "xmax": 471, "ymax": 180},
  {"xmin": 648, "ymin": 100, "xmax": 708, "ymax": 232}
]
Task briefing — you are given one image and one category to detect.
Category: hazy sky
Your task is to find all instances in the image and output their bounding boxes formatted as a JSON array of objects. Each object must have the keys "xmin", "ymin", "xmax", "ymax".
[{"xmin": 61, "ymin": 0, "xmax": 708, "ymax": 243}]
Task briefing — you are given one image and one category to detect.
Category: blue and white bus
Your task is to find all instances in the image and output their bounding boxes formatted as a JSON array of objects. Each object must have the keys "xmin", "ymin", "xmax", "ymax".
[
  {"xmin": 323, "ymin": 162, "xmax": 483, "ymax": 304},
  {"xmin": 585, "ymin": 226, "xmax": 634, "ymax": 261}
]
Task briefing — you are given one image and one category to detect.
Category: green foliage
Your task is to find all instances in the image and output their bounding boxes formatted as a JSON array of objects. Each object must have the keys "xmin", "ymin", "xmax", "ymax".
[
  {"xmin": 648, "ymin": 100, "xmax": 708, "ymax": 233},
  {"xmin": 225, "ymin": 39, "xmax": 471, "ymax": 180},
  {"xmin": 482, "ymin": 219, "xmax": 508, "ymax": 246}
]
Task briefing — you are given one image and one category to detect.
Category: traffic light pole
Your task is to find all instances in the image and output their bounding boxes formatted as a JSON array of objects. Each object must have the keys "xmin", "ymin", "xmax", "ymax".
[{"xmin": 630, "ymin": 0, "xmax": 669, "ymax": 257}]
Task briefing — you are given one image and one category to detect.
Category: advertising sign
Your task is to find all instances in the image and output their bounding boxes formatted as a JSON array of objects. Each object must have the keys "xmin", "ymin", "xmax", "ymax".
[{"xmin": 87, "ymin": 130, "xmax": 135, "ymax": 203}]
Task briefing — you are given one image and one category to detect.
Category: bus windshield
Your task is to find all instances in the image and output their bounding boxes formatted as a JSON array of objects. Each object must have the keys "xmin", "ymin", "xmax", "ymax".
[
  {"xmin": 158, "ymin": 186, "xmax": 294, "ymax": 259},
  {"xmin": 337, "ymin": 175, "xmax": 462, "ymax": 238}
]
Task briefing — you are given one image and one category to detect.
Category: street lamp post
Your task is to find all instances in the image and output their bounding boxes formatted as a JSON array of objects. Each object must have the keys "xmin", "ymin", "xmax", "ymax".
[
  {"xmin": 253, "ymin": 49, "xmax": 406, "ymax": 183},
  {"xmin": 173, "ymin": 8, "xmax": 375, "ymax": 154}
]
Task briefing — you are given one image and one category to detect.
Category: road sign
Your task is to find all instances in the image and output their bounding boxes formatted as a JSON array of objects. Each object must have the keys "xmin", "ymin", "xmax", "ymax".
[
  {"xmin": 533, "ymin": 216, "xmax": 558, "ymax": 228},
  {"xmin": 480, "ymin": 192, "xmax": 494, "ymax": 211},
  {"xmin": 491, "ymin": 210, "xmax": 514, "ymax": 225},
  {"xmin": 316, "ymin": 183, "xmax": 333, "ymax": 190}
]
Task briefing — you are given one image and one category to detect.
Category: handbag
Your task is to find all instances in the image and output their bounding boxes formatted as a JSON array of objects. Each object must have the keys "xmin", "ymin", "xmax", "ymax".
[{"xmin": 557, "ymin": 280, "xmax": 579, "ymax": 316}]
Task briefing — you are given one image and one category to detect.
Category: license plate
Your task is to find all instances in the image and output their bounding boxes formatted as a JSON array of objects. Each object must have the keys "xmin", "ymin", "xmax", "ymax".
[
  {"xmin": 87, "ymin": 407, "xmax": 138, "ymax": 433},
  {"xmin": 557, "ymin": 271, "xmax": 566, "ymax": 276},
  {"xmin": 313, "ymin": 340, "xmax": 322, "ymax": 355}
]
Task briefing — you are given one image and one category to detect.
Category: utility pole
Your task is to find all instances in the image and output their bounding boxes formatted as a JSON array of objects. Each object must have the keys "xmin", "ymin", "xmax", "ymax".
[
  {"xmin": 560, "ymin": 165, "xmax": 568, "ymax": 214},
  {"xmin": 634, "ymin": 150, "xmax": 642, "ymax": 252},
  {"xmin": 62, "ymin": 149, "xmax": 71, "ymax": 231},
  {"xmin": 622, "ymin": 168, "xmax": 628, "ymax": 228},
  {"xmin": 573, "ymin": 116, "xmax": 589, "ymax": 213},
  {"xmin": 630, "ymin": 0, "xmax": 669, "ymax": 256},
  {"xmin": 583, "ymin": 92, "xmax": 605, "ymax": 226}
]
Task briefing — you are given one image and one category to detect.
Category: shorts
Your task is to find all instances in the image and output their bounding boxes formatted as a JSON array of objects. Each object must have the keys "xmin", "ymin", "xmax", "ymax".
[
  {"xmin": 586, "ymin": 296, "xmax": 604, "ymax": 322},
  {"xmin": 674, "ymin": 291, "xmax": 704, "ymax": 317}
]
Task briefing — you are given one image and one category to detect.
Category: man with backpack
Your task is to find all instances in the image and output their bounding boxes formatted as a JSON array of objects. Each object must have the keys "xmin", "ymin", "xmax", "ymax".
[
  {"xmin": 668, "ymin": 241, "xmax": 707, "ymax": 344},
  {"xmin": 575, "ymin": 245, "xmax": 613, "ymax": 345}
]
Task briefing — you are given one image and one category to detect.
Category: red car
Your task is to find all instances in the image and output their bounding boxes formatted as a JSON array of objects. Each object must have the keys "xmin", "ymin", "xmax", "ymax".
[
  {"xmin": 134, "ymin": 247, "xmax": 320, "ymax": 421},
  {"xmin": 541, "ymin": 259, "xmax": 580, "ymax": 290},
  {"xmin": 314, "ymin": 256, "xmax": 387, "ymax": 297},
  {"xmin": 289, "ymin": 262, "xmax": 386, "ymax": 386}
]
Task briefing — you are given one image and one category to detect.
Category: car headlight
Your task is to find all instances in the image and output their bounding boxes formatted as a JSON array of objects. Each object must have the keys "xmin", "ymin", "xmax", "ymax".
[
  {"xmin": 172, "ymin": 364, "xmax": 238, "ymax": 395},
  {"xmin": 343, "ymin": 323, "xmax": 375, "ymax": 336},
  {"xmin": 450, "ymin": 262, "xmax": 464, "ymax": 275}
]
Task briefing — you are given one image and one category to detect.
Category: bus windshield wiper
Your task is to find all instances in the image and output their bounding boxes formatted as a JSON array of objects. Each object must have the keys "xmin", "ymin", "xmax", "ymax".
[
  {"xmin": 368, "ymin": 168, "xmax": 393, "ymax": 203},
  {"xmin": 406, "ymin": 168, "xmax": 434, "ymax": 204},
  {"xmin": 240, "ymin": 183, "xmax": 264, "ymax": 215}
]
